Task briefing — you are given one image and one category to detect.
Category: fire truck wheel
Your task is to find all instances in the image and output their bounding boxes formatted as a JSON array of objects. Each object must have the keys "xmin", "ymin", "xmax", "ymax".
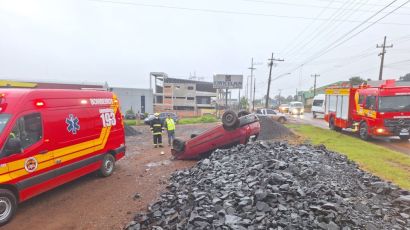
[
  {"xmin": 329, "ymin": 117, "xmax": 342, "ymax": 132},
  {"xmin": 399, "ymin": 136, "xmax": 409, "ymax": 141},
  {"xmin": 98, "ymin": 154, "xmax": 116, "ymax": 177},
  {"xmin": 222, "ymin": 110, "xmax": 239, "ymax": 130},
  {"xmin": 359, "ymin": 122, "xmax": 371, "ymax": 141},
  {"xmin": 173, "ymin": 139, "xmax": 185, "ymax": 152},
  {"xmin": 0, "ymin": 189, "xmax": 17, "ymax": 226}
]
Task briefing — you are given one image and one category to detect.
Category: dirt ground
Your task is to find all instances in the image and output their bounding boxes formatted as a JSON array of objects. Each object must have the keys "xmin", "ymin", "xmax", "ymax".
[{"xmin": 3, "ymin": 123, "xmax": 216, "ymax": 230}]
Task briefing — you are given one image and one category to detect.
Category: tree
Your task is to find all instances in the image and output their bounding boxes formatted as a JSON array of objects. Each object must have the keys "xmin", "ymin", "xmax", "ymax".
[
  {"xmin": 239, "ymin": 97, "xmax": 249, "ymax": 110},
  {"xmin": 399, "ymin": 73, "xmax": 410, "ymax": 81},
  {"xmin": 349, "ymin": 76, "xmax": 366, "ymax": 85},
  {"xmin": 286, "ymin": 95, "xmax": 294, "ymax": 102},
  {"xmin": 125, "ymin": 107, "xmax": 135, "ymax": 115}
]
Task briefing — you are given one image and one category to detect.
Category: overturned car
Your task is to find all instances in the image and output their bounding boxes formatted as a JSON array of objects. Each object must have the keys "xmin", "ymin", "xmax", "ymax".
[{"xmin": 171, "ymin": 110, "xmax": 260, "ymax": 160}]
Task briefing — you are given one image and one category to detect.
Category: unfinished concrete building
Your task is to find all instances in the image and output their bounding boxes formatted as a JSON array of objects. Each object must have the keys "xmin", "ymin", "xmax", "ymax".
[{"xmin": 150, "ymin": 72, "xmax": 217, "ymax": 117}]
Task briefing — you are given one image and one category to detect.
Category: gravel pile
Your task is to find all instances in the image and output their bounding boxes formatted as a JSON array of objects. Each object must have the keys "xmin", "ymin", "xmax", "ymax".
[
  {"xmin": 125, "ymin": 125, "xmax": 142, "ymax": 136},
  {"xmin": 257, "ymin": 116, "xmax": 294, "ymax": 140},
  {"xmin": 125, "ymin": 142, "xmax": 410, "ymax": 230}
]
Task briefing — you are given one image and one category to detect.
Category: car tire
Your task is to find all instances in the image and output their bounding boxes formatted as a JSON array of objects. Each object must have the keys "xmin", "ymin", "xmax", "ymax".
[
  {"xmin": 237, "ymin": 110, "xmax": 250, "ymax": 117},
  {"xmin": 173, "ymin": 139, "xmax": 185, "ymax": 152},
  {"xmin": 359, "ymin": 122, "xmax": 371, "ymax": 141},
  {"xmin": 190, "ymin": 134, "xmax": 198, "ymax": 139},
  {"xmin": 0, "ymin": 189, "xmax": 17, "ymax": 226},
  {"xmin": 222, "ymin": 110, "xmax": 239, "ymax": 130},
  {"xmin": 399, "ymin": 135, "xmax": 409, "ymax": 141},
  {"xmin": 278, "ymin": 117, "xmax": 286, "ymax": 124},
  {"xmin": 98, "ymin": 154, "xmax": 115, "ymax": 177},
  {"xmin": 313, "ymin": 112, "xmax": 317, "ymax": 119}
]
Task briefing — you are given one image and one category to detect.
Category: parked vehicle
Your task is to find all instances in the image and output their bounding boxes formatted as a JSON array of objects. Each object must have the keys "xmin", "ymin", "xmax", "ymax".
[
  {"xmin": 256, "ymin": 108, "xmax": 287, "ymax": 123},
  {"xmin": 312, "ymin": 94, "xmax": 325, "ymax": 118},
  {"xmin": 278, "ymin": 104, "xmax": 289, "ymax": 113},
  {"xmin": 172, "ymin": 111, "xmax": 260, "ymax": 160},
  {"xmin": 144, "ymin": 112, "xmax": 179, "ymax": 125},
  {"xmin": 144, "ymin": 114, "xmax": 155, "ymax": 125},
  {"xmin": 325, "ymin": 79, "xmax": 410, "ymax": 141},
  {"xmin": 125, "ymin": 113, "xmax": 137, "ymax": 120},
  {"xmin": 289, "ymin": 101, "xmax": 304, "ymax": 115},
  {"xmin": 0, "ymin": 89, "xmax": 125, "ymax": 225}
]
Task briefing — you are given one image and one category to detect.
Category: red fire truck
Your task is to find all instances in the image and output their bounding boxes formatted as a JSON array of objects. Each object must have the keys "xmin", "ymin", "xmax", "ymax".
[{"xmin": 324, "ymin": 79, "xmax": 410, "ymax": 141}]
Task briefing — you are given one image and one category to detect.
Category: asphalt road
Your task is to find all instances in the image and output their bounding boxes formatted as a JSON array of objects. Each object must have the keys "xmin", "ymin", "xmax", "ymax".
[{"xmin": 289, "ymin": 112, "xmax": 410, "ymax": 156}]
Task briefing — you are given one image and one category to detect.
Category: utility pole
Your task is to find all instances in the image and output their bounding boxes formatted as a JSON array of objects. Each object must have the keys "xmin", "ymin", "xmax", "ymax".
[
  {"xmin": 377, "ymin": 36, "xmax": 393, "ymax": 80},
  {"xmin": 265, "ymin": 53, "xmax": 284, "ymax": 108},
  {"xmin": 248, "ymin": 58, "xmax": 256, "ymax": 110},
  {"xmin": 253, "ymin": 79, "xmax": 256, "ymax": 111},
  {"xmin": 311, "ymin": 74, "xmax": 320, "ymax": 96},
  {"xmin": 278, "ymin": 89, "xmax": 282, "ymax": 105}
]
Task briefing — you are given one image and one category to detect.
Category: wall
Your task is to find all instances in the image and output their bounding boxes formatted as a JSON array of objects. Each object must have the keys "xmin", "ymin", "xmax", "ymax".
[{"xmin": 111, "ymin": 87, "xmax": 153, "ymax": 114}]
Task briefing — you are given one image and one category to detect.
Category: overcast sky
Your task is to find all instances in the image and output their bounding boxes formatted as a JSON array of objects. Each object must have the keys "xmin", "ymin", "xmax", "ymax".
[{"xmin": 1, "ymin": 0, "xmax": 410, "ymax": 97}]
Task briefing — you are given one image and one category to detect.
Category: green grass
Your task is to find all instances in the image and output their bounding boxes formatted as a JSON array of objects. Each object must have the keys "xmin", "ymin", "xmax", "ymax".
[
  {"xmin": 123, "ymin": 119, "xmax": 145, "ymax": 126},
  {"xmin": 178, "ymin": 115, "xmax": 219, "ymax": 125},
  {"xmin": 287, "ymin": 124, "xmax": 410, "ymax": 190}
]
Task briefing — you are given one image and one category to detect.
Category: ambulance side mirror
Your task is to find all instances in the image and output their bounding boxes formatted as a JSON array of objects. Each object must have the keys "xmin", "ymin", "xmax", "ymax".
[{"xmin": 5, "ymin": 138, "xmax": 22, "ymax": 156}]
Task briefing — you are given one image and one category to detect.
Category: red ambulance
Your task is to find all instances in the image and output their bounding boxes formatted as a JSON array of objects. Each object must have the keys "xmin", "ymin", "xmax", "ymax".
[{"xmin": 0, "ymin": 89, "xmax": 125, "ymax": 225}]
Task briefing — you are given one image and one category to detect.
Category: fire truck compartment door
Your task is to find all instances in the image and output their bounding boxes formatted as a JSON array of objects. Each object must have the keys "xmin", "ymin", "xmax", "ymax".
[{"xmin": 335, "ymin": 95, "xmax": 349, "ymax": 120}]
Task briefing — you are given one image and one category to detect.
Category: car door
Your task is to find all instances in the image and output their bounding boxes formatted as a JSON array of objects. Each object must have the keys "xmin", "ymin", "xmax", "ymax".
[{"xmin": 1, "ymin": 112, "xmax": 54, "ymax": 190}]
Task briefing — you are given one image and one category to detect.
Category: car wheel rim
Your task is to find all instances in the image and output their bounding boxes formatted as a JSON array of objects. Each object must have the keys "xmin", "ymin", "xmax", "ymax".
[
  {"xmin": 0, "ymin": 197, "xmax": 12, "ymax": 221},
  {"xmin": 105, "ymin": 159, "xmax": 113, "ymax": 174},
  {"xmin": 225, "ymin": 114, "xmax": 234, "ymax": 123}
]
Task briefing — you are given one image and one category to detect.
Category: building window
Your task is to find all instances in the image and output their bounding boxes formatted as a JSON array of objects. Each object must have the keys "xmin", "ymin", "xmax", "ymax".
[
  {"xmin": 187, "ymin": 86, "xmax": 194, "ymax": 90},
  {"xmin": 187, "ymin": 97, "xmax": 194, "ymax": 100},
  {"xmin": 165, "ymin": 96, "xmax": 172, "ymax": 99},
  {"xmin": 175, "ymin": 86, "xmax": 180, "ymax": 89},
  {"xmin": 164, "ymin": 86, "xmax": 171, "ymax": 88},
  {"xmin": 174, "ymin": 97, "xmax": 185, "ymax": 99}
]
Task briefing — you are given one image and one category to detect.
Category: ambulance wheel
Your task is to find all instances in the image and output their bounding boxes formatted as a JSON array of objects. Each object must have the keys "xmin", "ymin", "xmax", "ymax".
[
  {"xmin": 222, "ymin": 110, "xmax": 239, "ymax": 130},
  {"xmin": 99, "ymin": 154, "xmax": 115, "ymax": 177},
  {"xmin": 0, "ymin": 189, "xmax": 17, "ymax": 226},
  {"xmin": 359, "ymin": 122, "xmax": 371, "ymax": 141},
  {"xmin": 399, "ymin": 136, "xmax": 409, "ymax": 141}
]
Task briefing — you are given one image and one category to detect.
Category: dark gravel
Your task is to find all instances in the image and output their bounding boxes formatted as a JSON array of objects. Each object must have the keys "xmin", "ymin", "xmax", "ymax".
[
  {"xmin": 125, "ymin": 142, "xmax": 409, "ymax": 230},
  {"xmin": 257, "ymin": 116, "xmax": 294, "ymax": 140},
  {"xmin": 125, "ymin": 125, "xmax": 142, "ymax": 136}
]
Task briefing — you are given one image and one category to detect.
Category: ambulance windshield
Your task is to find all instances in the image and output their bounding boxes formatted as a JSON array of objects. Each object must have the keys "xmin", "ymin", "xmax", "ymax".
[
  {"xmin": 379, "ymin": 95, "xmax": 410, "ymax": 112},
  {"xmin": 0, "ymin": 114, "xmax": 11, "ymax": 134}
]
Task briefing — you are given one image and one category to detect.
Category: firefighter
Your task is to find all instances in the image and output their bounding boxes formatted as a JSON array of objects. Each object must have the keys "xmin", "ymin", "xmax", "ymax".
[
  {"xmin": 164, "ymin": 114, "xmax": 176, "ymax": 146},
  {"xmin": 150, "ymin": 113, "xmax": 164, "ymax": 148}
]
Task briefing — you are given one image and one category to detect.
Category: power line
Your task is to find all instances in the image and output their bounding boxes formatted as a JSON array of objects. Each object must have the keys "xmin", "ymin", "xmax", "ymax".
[
  {"xmin": 274, "ymin": 0, "xmax": 410, "ymax": 82},
  {"xmin": 239, "ymin": 0, "xmax": 410, "ymax": 15},
  {"xmin": 88, "ymin": 0, "xmax": 410, "ymax": 26}
]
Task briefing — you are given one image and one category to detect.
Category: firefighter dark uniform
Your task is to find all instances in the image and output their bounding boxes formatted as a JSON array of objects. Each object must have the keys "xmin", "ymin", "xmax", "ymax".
[{"xmin": 150, "ymin": 113, "xmax": 164, "ymax": 148}]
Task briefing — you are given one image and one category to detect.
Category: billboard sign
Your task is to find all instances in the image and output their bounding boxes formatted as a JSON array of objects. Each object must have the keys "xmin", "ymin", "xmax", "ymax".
[{"xmin": 213, "ymin": 74, "xmax": 243, "ymax": 89}]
